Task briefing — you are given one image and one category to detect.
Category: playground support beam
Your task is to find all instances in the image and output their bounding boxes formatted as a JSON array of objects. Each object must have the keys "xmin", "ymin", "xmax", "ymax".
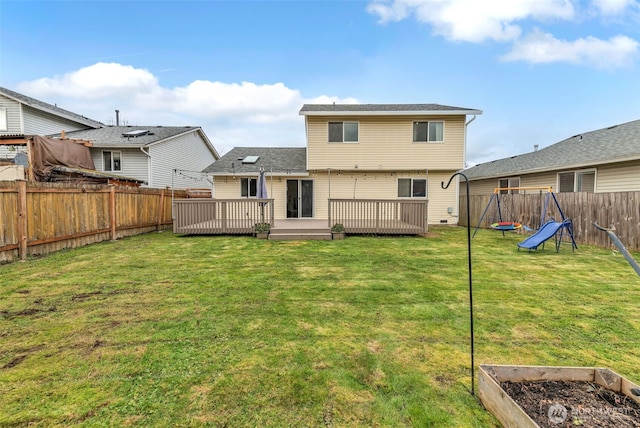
[{"xmin": 593, "ymin": 222, "xmax": 640, "ymax": 276}]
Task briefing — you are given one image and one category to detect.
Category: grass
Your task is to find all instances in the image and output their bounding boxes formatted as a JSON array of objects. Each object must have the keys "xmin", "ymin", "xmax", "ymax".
[{"xmin": 0, "ymin": 227, "xmax": 639, "ymax": 427}]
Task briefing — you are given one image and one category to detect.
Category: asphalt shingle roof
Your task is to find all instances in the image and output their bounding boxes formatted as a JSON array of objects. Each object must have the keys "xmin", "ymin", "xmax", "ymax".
[
  {"xmin": 61, "ymin": 126, "xmax": 202, "ymax": 148},
  {"xmin": 464, "ymin": 119, "xmax": 640, "ymax": 180},
  {"xmin": 203, "ymin": 147, "xmax": 307, "ymax": 175},
  {"xmin": 299, "ymin": 103, "xmax": 482, "ymax": 115},
  {"xmin": 0, "ymin": 86, "xmax": 105, "ymax": 129}
]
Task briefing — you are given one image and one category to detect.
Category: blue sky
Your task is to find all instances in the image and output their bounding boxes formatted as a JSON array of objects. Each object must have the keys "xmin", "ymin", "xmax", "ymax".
[{"xmin": 1, "ymin": 0, "xmax": 639, "ymax": 166}]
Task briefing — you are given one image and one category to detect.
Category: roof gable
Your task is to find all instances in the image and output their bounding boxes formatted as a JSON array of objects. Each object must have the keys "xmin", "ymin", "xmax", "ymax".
[
  {"xmin": 464, "ymin": 119, "xmax": 640, "ymax": 180},
  {"xmin": 0, "ymin": 86, "xmax": 104, "ymax": 129}
]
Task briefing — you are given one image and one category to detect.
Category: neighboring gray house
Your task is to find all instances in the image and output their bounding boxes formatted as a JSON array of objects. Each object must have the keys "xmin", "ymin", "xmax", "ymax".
[
  {"xmin": 0, "ymin": 86, "xmax": 105, "ymax": 136},
  {"xmin": 63, "ymin": 126, "xmax": 219, "ymax": 189},
  {"xmin": 463, "ymin": 119, "xmax": 640, "ymax": 195},
  {"xmin": 0, "ymin": 87, "xmax": 219, "ymax": 189}
]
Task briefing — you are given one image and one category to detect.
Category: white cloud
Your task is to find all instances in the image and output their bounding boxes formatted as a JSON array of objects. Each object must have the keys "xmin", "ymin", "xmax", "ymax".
[
  {"xmin": 501, "ymin": 29, "xmax": 640, "ymax": 68},
  {"xmin": 590, "ymin": 0, "xmax": 639, "ymax": 15},
  {"xmin": 19, "ymin": 62, "xmax": 158, "ymax": 99},
  {"xmin": 367, "ymin": 0, "xmax": 639, "ymax": 68},
  {"xmin": 367, "ymin": 0, "xmax": 575, "ymax": 42},
  {"xmin": 17, "ymin": 63, "xmax": 358, "ymax": 155}
]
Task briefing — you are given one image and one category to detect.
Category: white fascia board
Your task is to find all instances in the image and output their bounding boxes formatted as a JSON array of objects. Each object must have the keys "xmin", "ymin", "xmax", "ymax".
[
  {"xmin": 209, "ymin": 171, "xmax": 310, "ymax": 177},
  {"xmin": 299, "ymin": 110, "xmax": 483, "ymax": 116}
]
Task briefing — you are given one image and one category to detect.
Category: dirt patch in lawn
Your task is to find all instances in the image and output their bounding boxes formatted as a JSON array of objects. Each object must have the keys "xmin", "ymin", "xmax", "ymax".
[{"xmin": 501, "ymin": 380, "xmax": 640, "ymax": 427}]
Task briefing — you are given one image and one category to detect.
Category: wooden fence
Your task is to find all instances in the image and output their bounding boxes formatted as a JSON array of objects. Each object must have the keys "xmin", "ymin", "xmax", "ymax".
[
  {"xmin": 328, "ymin": 199, "xmax": 428, "ymax": 234},
  {"xmin": 0, "ymin": 181, "xmax": 184, "ymax": 263},
  {"xmin": 459, "ymin": 191, "xmax": 640, "ymax": 252}
]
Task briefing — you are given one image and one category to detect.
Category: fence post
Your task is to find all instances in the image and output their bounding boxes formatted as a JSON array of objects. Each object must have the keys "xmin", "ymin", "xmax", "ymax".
[
  {"xmin": 110, "ymin": 186, "xmax": 117, "ymax": 241},
  {"xmin": 157, "ymin": 189, "xmax": 165, "ymax": 231},
  {"xmin": 17, "ymin": 180, "xmax": 28, "ymax": 261}
]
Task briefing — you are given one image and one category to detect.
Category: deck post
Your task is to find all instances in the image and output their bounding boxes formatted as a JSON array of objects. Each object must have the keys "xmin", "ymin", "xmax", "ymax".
[{"xmin": 221, "ymin": 201, "xmax": 227, "ymax": 234}]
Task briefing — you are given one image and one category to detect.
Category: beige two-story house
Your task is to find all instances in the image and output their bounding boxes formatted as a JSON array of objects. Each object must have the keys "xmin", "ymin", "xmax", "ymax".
[{"xmin": 204, "ymin": 103, "xmax": 482, "ymax": 227}]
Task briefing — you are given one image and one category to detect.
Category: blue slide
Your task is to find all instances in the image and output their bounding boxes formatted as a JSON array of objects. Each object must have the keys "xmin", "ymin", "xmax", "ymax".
[{"xmin": 517, "ymin": 220, "xmax": 570, "ymax": 251}]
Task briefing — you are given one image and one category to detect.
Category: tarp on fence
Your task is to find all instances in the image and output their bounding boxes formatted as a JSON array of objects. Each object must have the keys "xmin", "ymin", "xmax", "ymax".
[{"xmin": 30, "ymin": 135, "xmax": 95, "ymax": 181}]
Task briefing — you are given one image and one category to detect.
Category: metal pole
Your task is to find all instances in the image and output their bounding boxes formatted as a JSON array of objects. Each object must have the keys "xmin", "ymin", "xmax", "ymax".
[
  {"xmin": 593, "ymin": 222, "xmax": 640, "ymax": 276},
  {"xmin": 442, "ymin": 172, "xmax": 475, "ymax": 395}
]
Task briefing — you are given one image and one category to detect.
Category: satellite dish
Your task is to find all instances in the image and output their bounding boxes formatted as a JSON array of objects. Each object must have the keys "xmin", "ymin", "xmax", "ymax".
[{"xmin": 14, "ymin": 153, "xmax": 28, "ymax": 167}]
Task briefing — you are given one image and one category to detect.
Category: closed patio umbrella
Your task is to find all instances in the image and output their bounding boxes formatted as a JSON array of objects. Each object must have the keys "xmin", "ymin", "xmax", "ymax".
[{"xmin": 257, "ymin": 168, "xmax": 268, "ymax": 222}]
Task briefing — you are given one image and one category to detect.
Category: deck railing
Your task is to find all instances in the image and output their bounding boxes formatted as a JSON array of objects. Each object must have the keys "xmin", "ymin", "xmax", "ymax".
[
  {"xmin": 329, "ymin": 199, "xmax": 428, "ymax": 235},
  {"xmin": 173, "ymin": 199, "xmax": 274, "ymax": 235}
]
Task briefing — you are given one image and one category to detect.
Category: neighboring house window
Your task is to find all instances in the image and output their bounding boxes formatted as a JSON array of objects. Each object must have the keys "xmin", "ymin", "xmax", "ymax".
[
  {"xmin": 413, "ymin": 121, "xmax": 444, "ymax": 142},
  {"xmin": 398, "ymin": 178, "xmax": 427, "ymax": 198},
  {"xmin": 0, "ymin": 107, "xmax": 7, "ymax": 131},
  {"xmin": 328, "ymin": 122, "xmax": 358, "ymax": 143},
  {"xmin": 241, "ymin": 178, "xmax": 257, "ymax": 197},
  {"xmin": 498, "ymin": 177, "xmax": 520, "ymax": 194},
  {"xmin": 102, "ymin": 151, "xmax": 122, "ymax": 171},
  {"xmin": 558, "ymin": 170, "xmax": 595, "ymax": 193}
]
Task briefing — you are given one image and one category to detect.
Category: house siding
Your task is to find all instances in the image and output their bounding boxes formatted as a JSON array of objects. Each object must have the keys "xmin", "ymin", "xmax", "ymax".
[
  {"xmin": 90, "ymin": 148, "xmax": 150, "ymax": 184},
  {"xmin": 213, "ymin": 170, "xmax": 459, "ymax": 224},
  {"xmin": 148, "ymin": 130, "xmax": 217, "ymax": 189},
  {"xmin": 306, "ymin": 115, "xmax": 466, "ymax": 171},
  {"xmin": 22, "ymin": 105, "xmax": 92, "ymax": 136},
  {"xmin": 0, "ymin": 95, "xmax": 24, "ymax": 135},
  {"xmin": 597, "ymin": 160, "xmax": 640, "ymax": 192}
]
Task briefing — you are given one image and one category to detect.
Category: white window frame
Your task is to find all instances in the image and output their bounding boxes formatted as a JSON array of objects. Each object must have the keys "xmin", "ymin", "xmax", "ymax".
[
  {"xmin": 557, "ymin": 169, "xmax": 596, "ymax": 193},
  {"xmin": 328, "ymin": 121, "xmax": 359, "ymax": 143},
  {"xmin": 413, "ymin": 121, "xmax": 444, "ymax": 143},
  {"xmin": 397, "ymin": 178, "xmax": 427, "ymax": 198},
  {"xmin": 498, "ymin": 177, "xmax": 520, "ymax": 194},
  {"xmin": 0, "ymin": 107, "xmax": 7, "ymax": 131},
  {"xmin": 102, "ymin": 150, "xmax": 122, "ymax": 172},
  {"xmin": 241, "ymin": 177, "xmax": 257, "ymax": 197}
]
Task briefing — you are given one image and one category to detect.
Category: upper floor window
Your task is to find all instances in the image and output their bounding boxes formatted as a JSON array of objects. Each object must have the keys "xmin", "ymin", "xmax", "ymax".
[
  {"xmin": 329, "ymin": 122, "xmax": 358, "ymax": 143},
  {"xmin": 499, "ymin": 177, "xmax": 520, "ymax": 194},
  {"xmin": 398, "ymin": 178, "xmax": 427, "ymax": 198},
  {"xmin": 102, "ymin": 151, "xmax": 122, "ymax": 172},
  {"xmin": 413, "ymin": 121, "xmax": 444, "ymax": 142},
  {"xmin": 558, "ymin": 170, "xmax": 595, "ymax": 193},
  {"xmin": 241, "ymin": 177, "xmax": 257, "ymax": 197}
]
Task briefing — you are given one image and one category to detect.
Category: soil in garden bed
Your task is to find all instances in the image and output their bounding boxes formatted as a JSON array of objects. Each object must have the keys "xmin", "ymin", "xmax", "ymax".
[{"xmin": 501, "ymin": 380, "xmax": 640, "ymax": 427}]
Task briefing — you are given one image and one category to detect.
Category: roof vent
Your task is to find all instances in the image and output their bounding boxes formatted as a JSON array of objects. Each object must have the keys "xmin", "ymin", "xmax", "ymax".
[
  {"xmin": 241, "ymin": 156, "xmax": 260, "ymax": 164},
  {"xmin": 122, "ymin": 130, "xmax": 150, "ymax": 138}
]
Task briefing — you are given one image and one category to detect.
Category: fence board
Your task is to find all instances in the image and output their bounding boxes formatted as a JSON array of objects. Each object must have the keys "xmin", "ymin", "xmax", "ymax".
[
  {"xmin": 460, "ymin": 191, "xmax": 640, "ymax": 252},
  {"xmin": 0, "ymin": 181, "xmax": 186, "ymax": 263}
]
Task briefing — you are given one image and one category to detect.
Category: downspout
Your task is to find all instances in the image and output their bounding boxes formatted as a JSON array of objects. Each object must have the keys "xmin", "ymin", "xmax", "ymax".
[{"xmin": 140, "ymin": 146, "xmax": 151, "ymax": 187}]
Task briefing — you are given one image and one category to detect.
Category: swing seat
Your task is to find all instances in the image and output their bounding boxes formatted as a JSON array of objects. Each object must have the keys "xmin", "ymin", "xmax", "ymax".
[{"xmin": 490, "ymin": 221, "xmax": 522, "ymax": 231}]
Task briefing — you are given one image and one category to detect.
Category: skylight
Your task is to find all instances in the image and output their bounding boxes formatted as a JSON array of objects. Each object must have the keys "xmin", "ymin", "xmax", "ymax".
[
  {"xmin": 122, "ymin": 130, "xmax": 150, "ymax": 138},
  {"xmin": 241, "ymin": 156, "xmax": 260, "ymax": 164}
]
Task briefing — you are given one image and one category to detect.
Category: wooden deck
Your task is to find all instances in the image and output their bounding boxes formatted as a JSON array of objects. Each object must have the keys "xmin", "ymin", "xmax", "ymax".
[{"xmin": 173, "ymin": 199, "xmax": 428, "ymax": 237}]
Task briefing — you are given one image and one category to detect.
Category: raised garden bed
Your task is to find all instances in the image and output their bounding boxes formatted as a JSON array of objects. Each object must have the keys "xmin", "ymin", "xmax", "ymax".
[{"xmin": 478, "ymin": 364, "xmax": 640, "ymax": 427}]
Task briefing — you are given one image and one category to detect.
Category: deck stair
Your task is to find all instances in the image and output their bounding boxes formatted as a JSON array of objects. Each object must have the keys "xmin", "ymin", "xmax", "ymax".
[
  {"xmin": 269, "ymin": 226, "xmax": 332, "ymax": 241},
  {"xmin": 268, "ymin": 219, "xmax": 332, "ymax": 241}
]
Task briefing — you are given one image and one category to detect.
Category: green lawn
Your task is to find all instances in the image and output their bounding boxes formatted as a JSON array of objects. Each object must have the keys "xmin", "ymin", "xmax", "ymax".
[{"xmin": 1, "ymin": 227, "xmax": 639, "ymax": 427}]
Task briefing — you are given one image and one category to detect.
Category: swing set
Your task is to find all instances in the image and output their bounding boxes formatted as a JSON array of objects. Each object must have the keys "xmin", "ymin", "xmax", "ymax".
[{"xmin": 473, "ymin": 187, "xmax": 572, "ymax": 238}]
